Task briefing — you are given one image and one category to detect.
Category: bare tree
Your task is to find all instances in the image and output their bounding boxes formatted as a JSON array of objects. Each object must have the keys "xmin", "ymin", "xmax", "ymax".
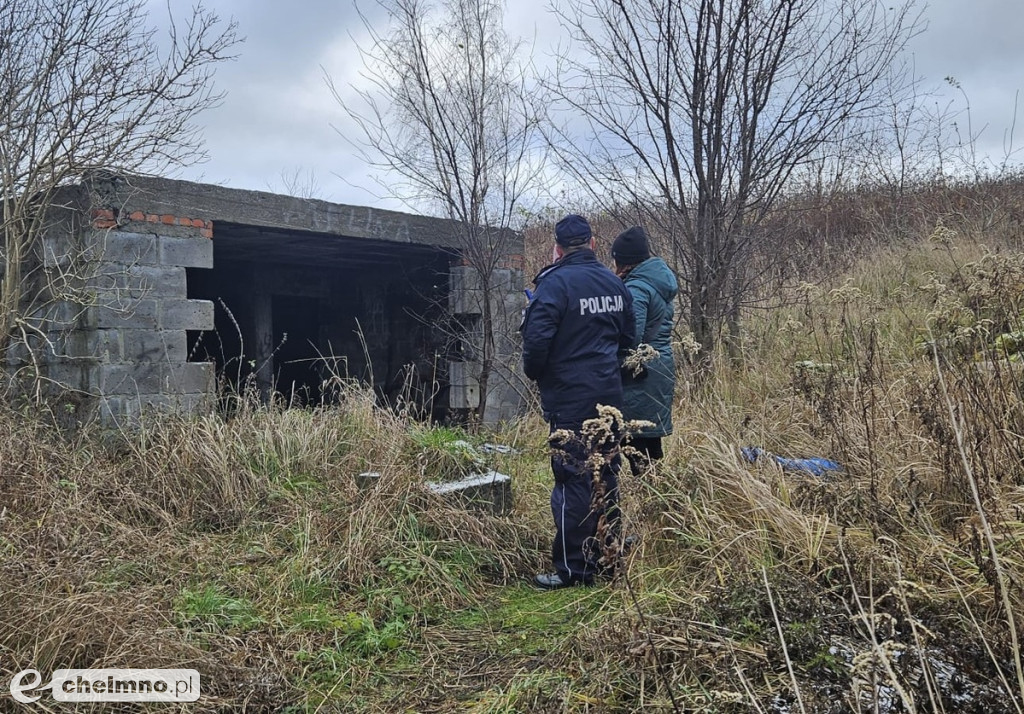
[
  {"xmin": 271, "ymin": 166, "xmax": 326, "ymax": 200},
  {"xmin": 0, "ymin": 0, "xmax": 238, "ymax": 388},
  {"xmin": 330, "ymin": 0, "xmax": 543, "ymax": 423},
  {"xmin": 544, "ymin": 0, "xmax": 920, "ymax": 367}
]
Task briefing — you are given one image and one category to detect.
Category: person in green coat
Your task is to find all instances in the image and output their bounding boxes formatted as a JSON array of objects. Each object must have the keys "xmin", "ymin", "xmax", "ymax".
[{"xmin": 611, "ymin": 226, "xmax": 679, "ymax": 474}]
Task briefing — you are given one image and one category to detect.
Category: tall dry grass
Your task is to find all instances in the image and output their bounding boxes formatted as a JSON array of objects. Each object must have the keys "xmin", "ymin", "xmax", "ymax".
[
  {"xmin": 2, "ymin": 183, "xmax": 1024, "ymax": 711},
  {"xmin": 0, "ymin": 382, "xmax": 551, "ymax": 711},
  {"xmin": 610, "ymin": 226, "xmax": 1024, "ymax": 712}
]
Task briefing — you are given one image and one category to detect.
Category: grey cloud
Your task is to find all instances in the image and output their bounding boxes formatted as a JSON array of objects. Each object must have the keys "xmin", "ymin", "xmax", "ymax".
[{"xmin": 172, "ymin": 0, "xmax": 1024, "ymax": 207}]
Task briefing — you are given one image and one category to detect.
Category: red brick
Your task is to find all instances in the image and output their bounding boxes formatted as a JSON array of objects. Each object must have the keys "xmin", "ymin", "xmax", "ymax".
[
  {"xmin": 91, "ymin": 209, "xmax": 115, "ymax": 220},
  {"xmin": 93, "ymin": 219, "xmax": 117, "ymax": 229},
  {"xmin": 200, "ymin": 228, "xmax": 213, "ymax": 239},
  {"xmin": 160, "ymin": 215, "xmax": 176, "ymax": 225},
  {"xmin": 129, "ymin": 211, "xmax": 145, "ymax": 221},
  {"xmin": 146, "ymin": 214, "xmax": 159, "ymax": 223}
]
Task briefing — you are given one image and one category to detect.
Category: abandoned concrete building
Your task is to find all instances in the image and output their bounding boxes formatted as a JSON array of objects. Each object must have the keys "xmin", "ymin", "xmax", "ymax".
[{"xmin": 11, "ymin": 173, "xmax": 525, "ymax": 425}]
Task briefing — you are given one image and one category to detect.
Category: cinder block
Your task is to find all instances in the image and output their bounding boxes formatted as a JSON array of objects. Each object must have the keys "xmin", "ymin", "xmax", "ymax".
[
  {"xmin": 48, "ymin": 301, "xmax": 88, "ymax": 330},
  {"xmin": 98, "ymin": 391, "xmax": 212, "ymax": 427},
  {"xmin": 491, "ymin": 268, "xmax": 513, "ymax": 293},
  {"xmin": 97, "ymin": 395, "xmax": 134, "ymax": 426},
  {"xmin": 120, "ymin": 329, "xmax": 188, "ymax": 362},
  {"xmin": 99, "ymin": 362, "xmax": 162, "ymax": 393},
  {"xmin": 159, "ymin": 235, "xmax": 213, "ymax": 268},
  {"xmin": 95, "ymin": 232, "xmax": 158, "ymax": 265},
  {"xmin": 47, "ymin": 329, "xmax": 112, "ymax": 360},
  {"xmin": 448, "ymin": 266, "xmax": 516, "ymax": 314},
  {"xmin": 449, "ymin": 265, "xmax": 484, "ymax": 314},
  {"xmin": 42, "ymin": 234, "xmax": 79, "ymax": 268},
  {"xmin": 449, "ymin": 361, "xmax": 480, "ymax": 409},
  {"xmin": 483, "ymin": 367, "xmax": 525, "ymax": 424},
  {"xmin": 5, "ymin": 341, "xmax": 29, "ymax": 370},
  {"xmin": 99, "ymin": 361, "xmax": 213, "ymax": 395},
  {"xmin": 90, "ymin": 329, "xmax": 123, "ymax": 360},
  {"xmin": 137, "ymin": 392, "xmax": 213, "ymax": 415},
  {"xmin": 49, "ymin": 329, "xmax": 179, "ymax": 363},
  {"xmin": 45, "ymin": 361, "xmax": 89, "ymax": 391},
  {"xmin": 160, "ymin": 299, "xmax": 213, "ymax": 330},
  {"xmin": 87, "ymin": 265, "xmax": 187, "ymax": 298},
  {"xmin": 43, "ymin": 330, "xmax": 73, "ymax": 359},
  {"xmin": 68, "ymin": 329, "xmax": 184, "ymax": 363},
  {"xmin": 137, "ymin": 265, "xmax": 188, "ymax": 297},
  {"xmin": 427, "ymin": 470, "xmax": 512, "ymax": 515},
  {"xmin": 451, "ymin": 288, "xmax": 484, "ymax": 315},
  {"xmin": 92, "ymin": 297, "xmax": 159, "ymax": 329},
  {"xmin": 166, "ymin": 362, "xmax": 214, "ymax": 394},
  {"xmin": 502, "ymin": 290, "xmax": 525, "ymax": 314}
]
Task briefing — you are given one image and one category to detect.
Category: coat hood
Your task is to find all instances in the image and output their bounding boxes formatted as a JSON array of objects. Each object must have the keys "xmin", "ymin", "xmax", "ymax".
[{"xmin": 626, "ymin": 256, "xmax": 678, "ymax": 303}]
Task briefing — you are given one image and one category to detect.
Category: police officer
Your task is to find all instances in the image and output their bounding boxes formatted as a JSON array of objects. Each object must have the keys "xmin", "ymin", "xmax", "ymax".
[{"xmin": 521, "ymin": 214, "xmax": 635, "ymax": 589}]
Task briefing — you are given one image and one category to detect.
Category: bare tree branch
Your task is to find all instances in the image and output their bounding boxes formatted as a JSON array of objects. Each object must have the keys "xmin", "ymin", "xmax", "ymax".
[
  {"xmin": 0, "ymin": 0, "xmax": 239, "ymax": 389},
  {"xmin": 543, "ymin": 0, "xmax": 920, "ymax": 367},
  {"xmin": 329, "ymin": 0, "xmax": 544, "ymax": 422}
]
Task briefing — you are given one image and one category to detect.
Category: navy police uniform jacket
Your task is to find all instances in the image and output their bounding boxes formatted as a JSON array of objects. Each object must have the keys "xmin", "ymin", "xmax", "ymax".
[{"xmin": 521, "ymin": 249, "xmax": 635, "ymax": 425}]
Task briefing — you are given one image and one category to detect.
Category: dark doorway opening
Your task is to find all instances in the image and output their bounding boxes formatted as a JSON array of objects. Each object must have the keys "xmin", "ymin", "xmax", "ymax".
[
  {"xmin": 272, "ymin": 294, "xmax": 322, "ymax": 403},
  {"xmin": 186, "ymin": 222, "xmax": 454, "ymax": 420}
]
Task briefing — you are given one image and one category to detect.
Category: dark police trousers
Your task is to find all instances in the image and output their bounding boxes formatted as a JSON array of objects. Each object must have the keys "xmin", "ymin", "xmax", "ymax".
[{"xmin": 549, "ymin": 425, "xmax": 621, "ymax": 584}]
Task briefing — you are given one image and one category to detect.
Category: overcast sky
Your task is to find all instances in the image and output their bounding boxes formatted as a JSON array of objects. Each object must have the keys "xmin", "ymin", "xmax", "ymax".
[{"xmin": 167, "ymin": 0, "xmax": 1024, "ymax": 212}]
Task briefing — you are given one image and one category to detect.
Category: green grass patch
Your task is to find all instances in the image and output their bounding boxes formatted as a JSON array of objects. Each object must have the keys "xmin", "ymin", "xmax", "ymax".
[{"xmin": 174, "ymin": 584, "xmax": 263, "ymax": 631}]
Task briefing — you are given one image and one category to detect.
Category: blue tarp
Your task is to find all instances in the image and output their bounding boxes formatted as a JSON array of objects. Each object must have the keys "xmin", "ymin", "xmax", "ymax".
[{"xmin": 740, "ymin": 446, "xmax": 842, "ymax": 478}]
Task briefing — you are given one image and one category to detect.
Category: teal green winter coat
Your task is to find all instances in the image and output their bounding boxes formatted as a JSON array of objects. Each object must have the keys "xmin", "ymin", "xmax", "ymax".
[{"xmin": 622, "ymin": 256, "xmax": 678, "ymax": 437}]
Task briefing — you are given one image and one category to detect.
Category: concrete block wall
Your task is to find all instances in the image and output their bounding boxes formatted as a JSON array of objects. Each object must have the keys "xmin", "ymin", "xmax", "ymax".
[
  {"xmin": 45, "ymin": 207, "xmax": 216, "ymax": 426},
  {"xmin": 448, "ymin": 251, "xmax": 526, "ymax": 422},
  {"xmin": 19, "ymin": 174, "xmax": 528, "ymax": 426}
]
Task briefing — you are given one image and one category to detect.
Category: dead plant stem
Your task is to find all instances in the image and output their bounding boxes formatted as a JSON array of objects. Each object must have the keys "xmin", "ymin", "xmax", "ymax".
[
  {"xmin": 761, "ymin": 565, "xmax": 807, "ymax": 714},
  {"xmin": 931, "ymin": 342, "xmax": 1024, "ymax": 708}
]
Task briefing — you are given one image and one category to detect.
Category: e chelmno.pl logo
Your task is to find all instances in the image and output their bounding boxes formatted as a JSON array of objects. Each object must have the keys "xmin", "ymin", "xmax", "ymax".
[{"xmin": 9, "ymin": 668, "xmax": 200, "ymax": 704}]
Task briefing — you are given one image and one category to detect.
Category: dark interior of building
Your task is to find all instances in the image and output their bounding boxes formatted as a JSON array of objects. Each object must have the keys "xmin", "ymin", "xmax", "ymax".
[{"xmin": 186, "ymin": 222, "xmax": 454, "ymax": 418}]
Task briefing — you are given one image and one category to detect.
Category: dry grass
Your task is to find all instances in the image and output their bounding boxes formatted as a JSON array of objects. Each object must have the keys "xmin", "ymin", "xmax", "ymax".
[
  {"xmin": 0, "ymin": 383, "xmax": 550, "ymax": 711},
  {"xmin": 3, "ymin": 186, "xmax": 1024, "ymax": 711}
]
